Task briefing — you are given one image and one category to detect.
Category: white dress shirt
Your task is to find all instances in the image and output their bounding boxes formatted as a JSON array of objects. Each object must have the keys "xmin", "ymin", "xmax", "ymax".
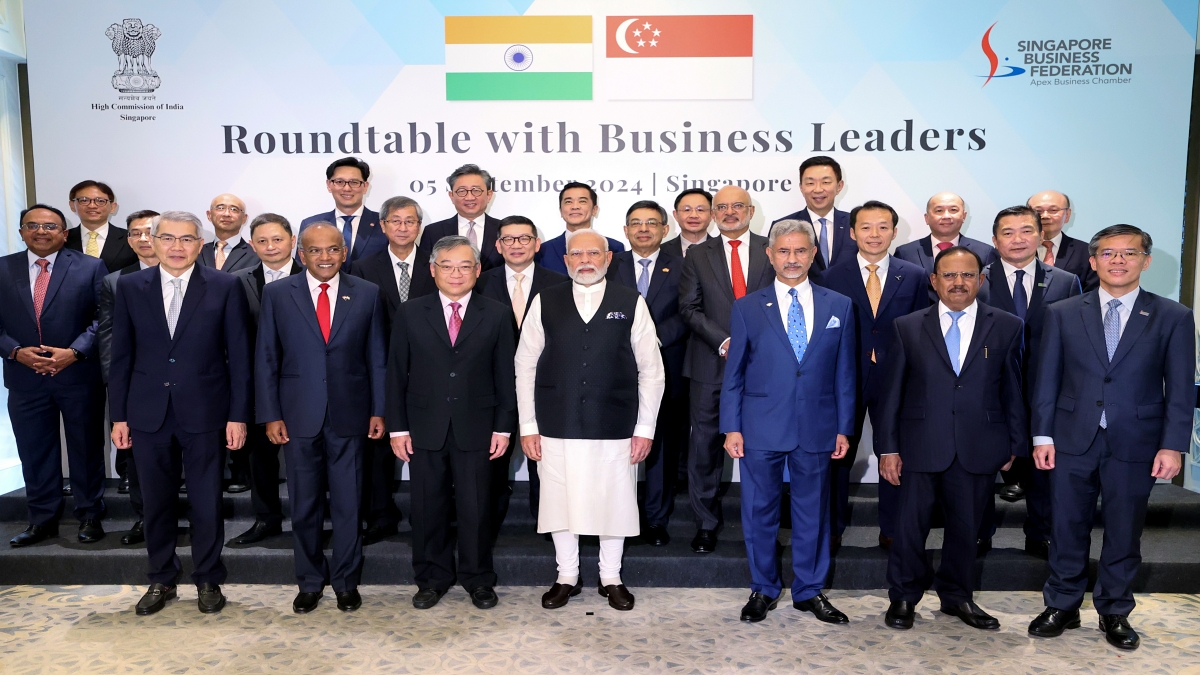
[
  {"xmin": 679, "ymin": 235, "xmax": 706, "ymax": 257},
  {"xmin": 263, "ymin": 263, "xmax": 292, "ymax": 284},
  {"xmin": 305, "ymin": 270, "xmax": 340, "ymax": 324},
  {"xmin": 1000, "ymin": 258, "xmax": 1037, "ymax": 306},
  {"xmin": 858, "ymin": 253, "xmax": 890, "ymax": 294},
  {"xmin": 334, "ymin": 206, "xmax": 365, "ymax": 250},
  {"xmin": 79, "ymin": 222, "xmax": 110, "ymax": 254},
  {"xmin": 633, "ymin": 248, "xmax": 661, "ymax": 289},
  {"xmin": 457, "ymin": 214, "xmax": 483, "ymax": 240},
  {"xmin": 933, "ymin": 234, "xmax": 961, "ymax": 249},
  {"xmin": 721, "ymin": 231, "xmax": 751, "ymax": 287},
  {"xmin": 1037, "ymin": 232, "xmax": 1064, "ymax": 263},
  {"xmin": 26, "ymin": 250, "xmax": 59, "ymax": 294},
  {"xmin": 505, "ymin": 263, "xmax": 535, "ymax": 300},
  {"xmin": 773, "ymin": 278, "xmax": 814, "ymax": 343},
  {"xmin": 212, "ymin": 233, "xmax": 243, "ymax": 264},
  {"xmin": 387, "ymin": 246, "xmax": 418, "ymax": 297},
  {"xmin": 160, "ymin": 264, "xmax": 196, "ymax": 316},
  {"xmin": 138, "ymin": 260, "xmax": 152, "ymax": 270},
  {"xmin": 938, "ymin": 299, "xmax": 978, "ymax": 368}
]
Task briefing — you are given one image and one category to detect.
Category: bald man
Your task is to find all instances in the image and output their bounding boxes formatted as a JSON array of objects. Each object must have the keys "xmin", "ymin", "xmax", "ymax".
[
  {"xmin": 200, "ymin": 194, "xmax": 259, "ymax": 275},
  {"xmin": 896, "ymin": 193, "xmax": 998, "ymax": 301},
  {"xmin": 1027, "ymin": 191, "xmax": 1098, "ymax": 292}
]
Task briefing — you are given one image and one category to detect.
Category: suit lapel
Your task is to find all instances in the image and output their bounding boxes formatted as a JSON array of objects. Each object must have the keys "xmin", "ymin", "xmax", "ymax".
[
  {"xmin": 920, "ymin": 236, "xmax": 934, "ymax": 271},
  {"xmin": 617, "ymin": 254, "xmax": 637, "ymax": 290},
  {"xmin": 959, "ymin": 305, "xmax": 994, "ymax": 373},
  {"xmin": 11, "ymin": 256, "xmax": 35, "ymax": 323},
  {"xmin": 143, "ymin": 267, "xmax": 171, "ymax": 341},
  {"xmin": 707, "ymin": 243, "xmax": 735, "ymax": 302},
  {"xmin": 289, "ymin": 276, "xmax": 326, "ymax": 342},
  {"xmin": 1028, "ymin": 262, "xmax": 1050, "ymax": 315},
  {"xmin": 351, "ymin": 218, "xmax": 377, "ymax": 261},
  {"xmin": 327, "ymin": 273, "xmax": 354, "ymax": 343},
  {"xmin": 424, "ymin": 296, "xmax": 453, "ymax": 347},
  {"xmin": 746, "ymin": 236, "xmax": 771, "ymax": 291},
  {"xmin": 225, "ymin": 241, "xmax": 251, "ymax": 270},
  {"xmin": 646, "ymin": 255, "xmax": 674, "ymax": 304},
  {"xmin": 987, "ymin": 263, "xmax": 1016, "ymax": 314},
  {"xmin": 40, "ymin": 251, "xmax": 74, "ymax": 313},
  {"xmin": 803, "ymin": 287, "xmax": 834, "ymax": 358},
  {"xmin": 874, "ymin": 258, "xmax": 901, "ymax": 316},
  {"xmin": 251, "ymin": 264, "xmax": 266, "ymax": 299},
  {"xmin": 170, "ymin": 267, "xmax": 207, "ymax": 343},
  {"xmin": 1079, "ymin": 293, "xmax": 1110, "ymax": 366},
  {"xmin": 921, "ymin": 306, "xmax": 955, "ymax": 373},
  {"xmin": 100, "ymin": 229, "xmax": 123, "ymax": 269},
  {"xmin": 759, "ymin": 290, "xmax": 793, "ymax": 355},
  {"xmin": 1107, "ymin": 292, "xmax": 1152, "ymax": 370},
  {"xmin": 455, "ymin": 294, "xmax": 486, "ymax": 345}
]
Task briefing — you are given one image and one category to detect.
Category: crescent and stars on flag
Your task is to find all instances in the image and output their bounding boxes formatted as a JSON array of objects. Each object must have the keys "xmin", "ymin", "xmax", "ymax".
[{"xmin": 615, "ymin": 19, "xmax": 662, "ymax": 54}]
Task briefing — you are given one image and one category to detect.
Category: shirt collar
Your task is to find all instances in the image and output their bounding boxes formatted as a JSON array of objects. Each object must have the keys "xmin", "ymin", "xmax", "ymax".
[
  {"xmin": 1047, "ymin": 232, "xmax": 1063, "ymax": 250},
  {"xmin": 138, "ymin": 260, "xmax": 152, "ymax": 270},
  {"xmin": 857, "ymin": 253, "xmax": 889, "ymax": 274},
  {"xmin": 938, "ymin": 299, "xmax": 978, "ymax": 319},
  {"xmin": 573, "ymin": 277, "xmax": 606, "ymax": 295},
  {"xmin": 263, "ymin": 263, "xmax": 291, "ymax": 280},
  {"xmin": 27, "ymin": 249, "xmax": 60, "ymax": 267},
  {"xmin": 1000, "ymin": 257, "xmax": 1036, "ymax": 278},
  {"xmin": 774, "ymin": 277, "xmax": 812, "ymax": 301},
  {"xmin": 160, "ymin": 263, "xmax": 196, "ymax": 285},
  {"xmin": 81, "ymin": 222, "xmax": 110, "ymax": 239},
  {"xmin": 215, "ymin": 233, "xmax": 242, "ymax": 249},
  {"xmin": 457, "ymin": 214, "xmax": 484, "ymax": 229},
  {"xmin": 505, "ymin": 263, "xmax": 534, "ymax": 281},
  {"xmin": 933, "ymin": 234, "xmax": 960, "ymax": 247},
  {"xmin": 1098, "ymin": 285, "xmax": 1140, "ymax": 311},
  {"xmin": 634, "ymin": 248, "xmax": 660, "ymax": 266},
  {"xmin": 439, "ymin": 290, "xmax": 471, "ymax": 309},
  {"xmin": 335, "ymin": 205, "xmax": 364, "ymax": 221},
  {"xmin": 387, "ymin": 246, "xmax": 417, "ymax": 269},
  {"xmin": 306, "ymin": 270, "xmax": 339, "ymax": 292},
  {"xmin": 721, "ymin": 230, "xmax": 750, "ymax": 246}
]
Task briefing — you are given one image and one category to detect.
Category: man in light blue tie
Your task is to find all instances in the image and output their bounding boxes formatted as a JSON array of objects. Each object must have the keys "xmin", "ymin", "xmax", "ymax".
[
  {"xmin": 768, "ymin": 156, "xmax": 854, "ymax": 275},
  {"xmin": 297, "ymin": 157, "xmax": 386, "ymax": 273}
]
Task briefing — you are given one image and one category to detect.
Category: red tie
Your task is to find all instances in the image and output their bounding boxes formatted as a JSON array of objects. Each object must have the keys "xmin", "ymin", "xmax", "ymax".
[
  {"xmin": 316, "ymin": 283, "xmax": 331, "ymax": 343},
  {"xmin": 32, "ymin": 259, "xmax": 50, "ymax": 341},
  {"xmin": 729, "ymin": 240, "xmax": 747, "ymax": 299},
  {"xmin": 936, "ymin": 241, "xmax": 953, "ymax": 252},
  {"xmin": 1043, "ymin": 240, "xmax": 1055, "ymax": 265},
  {"xmin": 448, "ymin": 302, "xmax": 462, "ymax": 344}
]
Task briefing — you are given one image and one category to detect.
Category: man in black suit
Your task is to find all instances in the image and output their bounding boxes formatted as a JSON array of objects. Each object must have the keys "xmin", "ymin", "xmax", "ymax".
[
  {"xmin": 662, "ymin": 188, "xmax": 716, "ymax": 259},
  {"xmin": 770, "ymin": 156, "xmax": 855, "ymax": 274},
  {"xmin": 976, "ymin": 206, "xmax": 1081, "ymax": 559},
  {"xmin": 298, "ymin": 157, "xmax": 386, "ymax": 273},
  {"xmin": 418, "ymin": 164, "xmax": 504, "ymax": 271},
  {"xmin": 1028, "ymin": 190, "xmax": 1099, "ymax": 292},
  {"xmin": 388, "ymin": 235, "xmax": 517, "ymax": 610},
  {"xmin": 876, "ymin": 246, "xmax": 1026, "ymax": 631},
  {"xmin": 679, "ymin": 185, "xmax": 776, "ymax": 554},
  {"xmin": 226, "ymin": 214, "xmax": 300, "ymax": 546},
  {"xmin": 110, "ymin": 211, "xmax": 253, "ymax": 615},
  {"xmin": 895, "ymin": 193, "xmax": 999, "ymax": 301},
  {"xmin": 351, "ymin": 196, "xmax": 437, "ymax": 544},
  {"xmin": 199, "ymin": 193, "xmax": 258, "ymax": 274},
  {"xmin": 476, "ymin": 216, "xmax": 568, "ymax": 529},
  {"xmin": 534, "ymin": 182, "xmax": 627, "ymax": 275},
  {"xmin": 66, "ymin": 180, "xmax": 138, "ymax": 273},
  {"xmin": 816, "ymin": 201, "xmax": 930, "ymax": 554}
]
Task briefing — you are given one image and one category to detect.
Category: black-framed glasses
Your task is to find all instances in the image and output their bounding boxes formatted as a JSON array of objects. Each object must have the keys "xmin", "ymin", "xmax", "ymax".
[
  {"xmin": 628, "ymin": 219, "xmax": 663, "ymax": 228},
  {"xmin": 21, "ymin": 222, "xmax": 62, "ymax": 232},
  {"xmin": 329, "ymin": 179, "xmax": 365, "ymax": 189},
  {"xmin": 498, "ymin": 235, "xmax": 535, "ymax": 246},
  {"xmin": 383, "ymin": 218, "xmax": 420, "ymax": 227},
  {"xmin": 1096, "ymin": 249, "xmax": 1145, "ymax": 261},
  {"xmin": 453, "ymin": 187, "xmax": 486, "ymax": 198},
  {"xmin": 72, "ymin": 197, "xmax": 111, "ymax": 207}
]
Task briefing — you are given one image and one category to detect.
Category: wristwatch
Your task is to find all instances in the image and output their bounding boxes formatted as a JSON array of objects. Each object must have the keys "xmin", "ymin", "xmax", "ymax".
[{"xmin": 71, "ymin": 348, "xmax": 85, "ymax": 361}]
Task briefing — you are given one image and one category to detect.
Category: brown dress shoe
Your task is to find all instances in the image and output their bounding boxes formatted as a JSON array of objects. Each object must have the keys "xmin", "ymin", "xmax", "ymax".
[
  {"xmin": 541, "ymin": 581, "xmax": 581, "ymax": 609},
  {"xmin": 598, "ymin": 581, "xmax": 635, "ymax": 611}
]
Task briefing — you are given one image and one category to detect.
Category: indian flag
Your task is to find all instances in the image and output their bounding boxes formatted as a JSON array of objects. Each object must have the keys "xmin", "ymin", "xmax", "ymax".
[{"xmin": 445, "ymin": 16, "xmax": 593, "ymax": 100}]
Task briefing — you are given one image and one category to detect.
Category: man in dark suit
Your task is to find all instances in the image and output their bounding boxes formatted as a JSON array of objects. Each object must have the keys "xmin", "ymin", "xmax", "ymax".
[
  {"xmin": 662, "ymin": 188, "xmax": 717, "ymax": 259},
  {"xmin": 976, "ymin": 206, "xmax": 1081, "ymax": 559},
  {"xmin": 226, "ymin": 214, "xmax": 300, "ymax": 546},
  {"xmin": 351, "ymin": 196, "xmax": 436, "ymax": 544},
  {"xmin": 534, "ymin": 182, "xmax": 625, "ymax": 275},
  {"xmin": 198, "ymin": 193, "xmax": 258, "ymax": 274},
  {"xmin": 257, "ymin": 223, "xmax": 387, "ymax": 614},
  {"xmin": 876, "ymin": 246, "xmax": 1026, "ymax": 631},
  {"xmin": 770, "ymin": 156, "xmax": 855, "ymax": 274},
  {"xmin": 388, "ymin": 235, "xmax": 517, "ymax": 610},
  {"xmin": 679, "ymin": 185, "xmax": 776, "ymax": 554},
  {"xmin": 476, "ymin": 216, "xmax": 568, "ymax": 529},
  {"xmin": 1028, "ymin": 225, "xmax": 1193, "ymax": 651},
  {"xmin": 1028, "ymin": 190, "xmax": 1099, "ymax": 292},
  {"xmin": 298, "ymin": 157, "xmax": 386, "ymax": 273},
  {"xmin": 895, "ymin": 193, "xmax": 999, "ymax": 301},
  {"xmin": 110, "ymin": 211, "xmax": 253, "ymax": 615},
  {"xmin": 722, "ymin": 219, "xmax": 857, "ymax": 624},
  {"xmin": 3, "ymin": 204, "xmax": 108, "ymax": 548},
  {"xmin": 65, "ymin": 180, "xmax": 138, "ymax": 274},
  {"xmin": 816, "ymin": 201, "xmax": 930, "ymax": 553},
  {"xmin": 98, "ymin": 209, "xmax": 160, "ymax": 546},
  {"xmin": 418, "ymin": 164, "xmax": 504, "ymax": 271},
  {"xmin": 607, "ymin": 200, "xmax": 687, "ymax": 547}
]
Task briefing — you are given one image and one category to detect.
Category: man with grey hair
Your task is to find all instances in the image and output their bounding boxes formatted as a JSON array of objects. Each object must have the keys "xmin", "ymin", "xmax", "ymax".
[
  {"xmin": 516, "ymin": 229, "xmax": 665, "ymax": 611},
  {"xmin": 419, "ymin": 164, "xmax": 504, "ymax": 271},
  {"xmin": 110, "ymin": 210, "xmax": 253, "ymax": 616}
]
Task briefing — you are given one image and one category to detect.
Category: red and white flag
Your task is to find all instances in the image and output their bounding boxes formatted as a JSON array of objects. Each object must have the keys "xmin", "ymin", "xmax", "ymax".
[{"xmin": 604, "ymin": 15, "xmax": 753, "ymax": 100}]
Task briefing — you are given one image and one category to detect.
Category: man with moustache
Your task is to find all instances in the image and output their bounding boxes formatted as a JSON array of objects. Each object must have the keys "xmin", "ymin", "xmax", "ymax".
[
  {"xmin": 299, "ymin": 157, "xmax": 386, "ymax": 272},
  {"xmin": 199, "ymin": 194, "xmax": 258, "ymax": 275},
  {"xmin": 66, "ymin": 180, "xmax": 138, "ymax": 273},
  {"xmin": 662, "ymin": 188, "xmax": 716, "ymax": 259},
  {"xmin": 896, "ymin": 193, "xmax": 998, "ymax": 301},
  {"xmin": 771, "ymin": 156, "xmax": 855, "ymax": 274},
  {"xmin": 419, "ymin": 164, "xmax": 504, "ymax": 271},
  {"xmin": 535, "ymin": 182, "xmax": 626, "ymax": 275},
  {"xmin": 678, "ymin": 186, "xmax": 776, "ymax": 554},
  {"xmin": 517, "ymin": 229, "xmax": 664, "ymax": 611},
  {"xmin": 1027, "ymin": 190, "xmax": 1098, "ymax": 292}
]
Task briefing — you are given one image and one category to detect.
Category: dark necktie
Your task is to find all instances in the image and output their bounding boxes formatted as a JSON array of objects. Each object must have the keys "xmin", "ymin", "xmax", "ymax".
[
  {"xmin": 341, "ymin": 215, "xmax": 354, "ymax": 250},
  {"xmin": 1012, "ymin": 269, "xmax": 1028, "ymax": 321}
]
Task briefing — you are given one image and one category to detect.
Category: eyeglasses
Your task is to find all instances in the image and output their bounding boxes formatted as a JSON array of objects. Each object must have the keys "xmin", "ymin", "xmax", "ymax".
[
  {"xmin": 128, "ymin": 229, "xmax": 153, "ymax": 240},
  {"xmin": 21, "ymin": 222, "xmax": 62, "ymax": 232},
  {"xmin": 212, "ymin": 204, "xmax": 243, "ymax": 214},
  {"xmin": 498, "ymin": 235, "xmax": 535, "ymax": 246},
  {"xmin": 329, "ymin": 179, "xmax": 366, "ymax": 189},
  {"xmin": 1033, "ymin": 207, "xmax": 1067, "ymax": 216},
  {"xmin": 567, "ymin": 250, "xmax": 605, "ymax": 260},
  {"xmin": 937, "ymin": 271, "xmax": 979, "ymax": 281},
  {"xmin": 676, "ymin": 206, "xmax": 709, "ymax": 215},
  {"xmin": 1096, "ymin": 249, "xmax": 1146, "ymax": 261},
  {"xmin": 303, "ymin": 246, "xmax": 345, "ymax": 257},
  {"xmin": 73, "ymin": 197, "xmax": 111, "ymax": 207},
  {"xmin": 713, "ymin": 203, "xmax": 747, "ymax": 213},
  {"xmin": 434, "ymin": 263, "xmax": 476, "ymax": 275},
  {"xmin": 627, "ymin": 219, "xmax": 663, "ymax": 228},
  {"xmin": 453, "ymin": 187, "xmax": 486, "ymax": 198},
  {"xmin": 383, "ymin": 218, "xmax": 420, "ymax": 227},
  {"xmin": 155, "ymin": 234, "xmax": 201, "ymax": 245}
]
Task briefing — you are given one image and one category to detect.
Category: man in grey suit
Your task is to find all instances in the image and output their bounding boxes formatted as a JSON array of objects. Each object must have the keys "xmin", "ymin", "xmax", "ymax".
[
  {"xmin": 678, "ymin": 185, "xmax": 776, "ymax": 554},
  {"xmin": 896, "ymin": 193, "xmax": 998, "ymax": 301},
  {"xmin": 662, "ymin": 189, "xmax": 716, "ymax": 259},
  {"xmin": 199, "ymin": 194, "xmax": 258, "ymax": 274}
]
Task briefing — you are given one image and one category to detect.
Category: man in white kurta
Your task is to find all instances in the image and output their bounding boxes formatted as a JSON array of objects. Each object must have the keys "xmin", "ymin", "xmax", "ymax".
[{"xmin": 516, "ymin": 229, "xmax": 665, "ymax": 611}]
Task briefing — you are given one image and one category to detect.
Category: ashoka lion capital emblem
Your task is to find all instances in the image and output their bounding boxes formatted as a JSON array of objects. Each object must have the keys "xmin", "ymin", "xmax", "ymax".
[{"xmin": 106, "ymin": 18, "xmax": 162, "ymax": 93}]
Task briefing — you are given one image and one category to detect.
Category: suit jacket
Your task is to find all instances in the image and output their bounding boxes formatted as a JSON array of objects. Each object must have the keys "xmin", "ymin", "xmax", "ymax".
[
  {"xmin": 232, "ymin": 261, "xmax": 305, "ymax": 327},
  {"xmin": 66, "ymin": 224, "xmax": 138, "ymax": 273},
  {"xmin": 109, "ymin": 264, "xmax": 253, "ymax": 433},
  {"xmin": 98, "ymin": 262, "xmax": 145, "ymax": 382},
  {"xmin": 1032, "ymin": 289, "xmax": 1194, "ymax": 462},
  {"xmin": 199, "ymin": 237, "xmax": 259, "ymax": 273},
  {"xmin": 476, "ymin": 263, "xmax": 569, "ymax": 337},
  {"xmin": 678, "ymin": 234, "xmax": 776, "ymax": 384},
  {"xmin": 385, "ymin": 292, "xmax": 517, "ymax": 451},
  {"xmin": 876, "ymin": 302, "xmax": 1027, "ymax": 474},
  {"xmin": 720, "ymin": 283, "xmax": 856, "ymax": 453},
  {"xmin": 771, "ymin": 208, "xmax": 854, "ymax": 273},
  {"xmin": 419, "ymin": 213, "xmax": 504, "ymax": 271},
  {"xmin": 1052, "ymin": 233, "xmax": 1099, "ymax": 292},
  {"xmin": 895, "ymin": 234, "xmax": 999, "ymax": 302},
  {"xmin": 298, "ymin": 207, "xmax": 386, "ymax": 272},
  {"xmin": 816, "ymin": 255, "xmax": 931, "ymax": 401},
  {"xmin": 661, "ymin": 233, "xmax": 717, "ymax": 259},
  {"xmin": 606, "ymin": 250, "xmax": 688, "ymax": 397},
  {"xmin": 349, "ymin": 247, "xmax": 437, "ymax": 334},
  {"xmin": 255, "ymin": 272, "xmax": 387, "ymax": 438},
  {"xmin": 977, "ymin": 259, "xmax": 1081, "ymax": 386},
  {"xmin": 0, "ymin": 248, "xmax": 106, "ymax": 391},
  {"xmin": 535, "ymin": 230, "xmax": 626, "ymax": 276}
]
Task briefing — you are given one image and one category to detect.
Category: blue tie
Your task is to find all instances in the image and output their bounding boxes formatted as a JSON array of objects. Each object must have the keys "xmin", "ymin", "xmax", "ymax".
[
  {"xmin": 818, "ymin": 217, "xmax": 830, "ymax": 264},
  {"xmin": 787, "ymin": 288, "xmax": 807, "ymax": 364},
  {"xmin": 1012, "ymin": 269, "xmax": 1028, "ymax": 321},
  {"xmin": 341, "ymin": 215, "xmax": 354, "ymax": 250},
  {"xmin": 945, "ymin": 310, "xmax": 965, "ymax": 375},
  {"xmin": 1101, "ymin": 298, "xmax": 1122, "ymax": 428},
  {"xmin": 637, "ymin": 258, "xmax": 652, "ymax": 298}
]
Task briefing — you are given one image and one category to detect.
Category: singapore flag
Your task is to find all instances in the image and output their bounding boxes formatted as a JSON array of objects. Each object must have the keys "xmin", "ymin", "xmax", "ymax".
[{"xmin": 605, "ymin": 15, "xmax": 752, "ymax": 100}]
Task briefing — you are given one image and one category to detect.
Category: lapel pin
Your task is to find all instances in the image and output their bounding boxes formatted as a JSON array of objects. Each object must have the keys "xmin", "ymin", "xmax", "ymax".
[
  {"xmin": 1139, "ymin": 310, "xmax": 1149, "ymax": 316},
  {"xmin": 662, "ymin": 267, "xmax": 669, "ymax": 273},
  {"xmin": 342, "ymin": 295, "xmax": 350, "ymax": 300},
  {"xmin": 895, "ymin": 275, "xmax": 902, "ymax": 280},
  {"xmin": 766, "ymin": 302, "xmax": 774, "ymax": 307}
]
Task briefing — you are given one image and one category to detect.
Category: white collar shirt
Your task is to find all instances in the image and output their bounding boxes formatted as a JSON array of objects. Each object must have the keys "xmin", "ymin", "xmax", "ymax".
[
  {"xmin": 1037, "ymin": 231, "xmax": 1064, "ymax": 263},
  {"xmin": 263, "ymin": 263, "xmax": 292, "ymax": 284},
  {"xmin": 160, "ymin": 264, "xmax": 196, "ymax": 317},
  {"xmin": 774, "ymin": 278, "xmax": 814, "ymax": 342},
  {"xmin": 306, "ymin": 270, "xmax": 340, "ymax": 324},
  {"xmin": 334, "ymin": 205, "xmax": 365, "ymax": 251},
  {"xmin": 721, "ymin": 231, "xmax": 751, "ymax": 287},
  {"xmin": 937, "ymin": 299, "xmax": 978, "ymax": 369},
  {"xmin": 26, "ymin": 250, "xmax": 60, "ymax": 292},
  {"xmin": 387, "ymin": 246, "xmax": 418, "ymax": 299},
  {"xmin": 505, "ymin": 263, "xmax": 535, "ymax": 300},
  {"xmin": 858, "ymin": 253, "xmax": 891, "ymax": 293},
  {"xmin": 1097, "ymin": 285, "xmax": 1140, "ymax": 337}
]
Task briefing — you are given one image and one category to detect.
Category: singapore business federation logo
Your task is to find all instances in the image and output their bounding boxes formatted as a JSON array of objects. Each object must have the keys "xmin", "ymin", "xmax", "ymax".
[
  {"xmin": 980, "ymin": 22, "xmax": 1025, "ymax": 87},
  {"xmin": 106, "ymin": 18, "xmax": 162, "ymax": 93}
]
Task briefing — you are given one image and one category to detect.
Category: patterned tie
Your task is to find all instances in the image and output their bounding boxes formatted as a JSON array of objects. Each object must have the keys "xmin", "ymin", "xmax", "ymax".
[
  {"xmin": 467, "ymin": 220, "xmax": 479, "ymax": 249},
  {"xmin": 637, "ymin": 258, "xmax": 652, "ymax": 298},
  {"xmin": 865, "ymin": 264, "xmax": 882, "ymax": 363},
  {"xmin": 936, "ymin": 241, "xmax": 954, "ymax": 252},
  {"xmin": 729, "ymin": 240, "xmax": 746, "ymax": 299},
  {"xmin": 787, "ymin": 288, "xmax": 807, "ymax": 364},
  {"xmin": 265, "ymin": 268, "xmax": 281, "ymax": 284},
  {"xmin": 32, "ymin": 260, "xmax": 51, "ymax": 341},
  {"xmin": 215, "ymin": 241, "xmax": 227, "ymax": 270},
  {"xmin": 1043, "ymin": 240, "xmax": 1055, "ymax": 266},
  {"xmin": 316, "ymin": 283, "xmax": 331, "ymax": 343},
  {"xmin": 448, "ymin": 301, "xmax": 463, "ymax": 344},
  {"xmin": 341, "ymin": 215, "xmax": 354, "ymax": 250},
  {"xmin": 1012, "ymin": 269, "xmax": 1028, "ymax": 321},
  {"xmin": 166, "ymin": 277, "xmax": 183, "ymax": 338},
  {"xmin": 395, "ymin": 261, "xmax": 410, "ymax": 303},
  {"xmin": 818, "ymin": 217, "xmax": 830, "ymax": 264},
  {"xmin": 511, "ymin": 273, "xmax": 526, "ymax": 328},
  {"xmin": 1100, "ymin": 298, "xmax": 1122, "ymax": 428},
  {"xmin": 85, "ymin": 231, "xmax": 100, "ymax": 257},
  {"xmin": 945, "ymin": 310, "xmax": 965, "ymax": 375}
]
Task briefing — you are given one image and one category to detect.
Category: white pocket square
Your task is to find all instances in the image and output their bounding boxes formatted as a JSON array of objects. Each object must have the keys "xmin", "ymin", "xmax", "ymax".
[{"xmin": 826, "ymin": 316, "xmax": 841, "ymax": 329}]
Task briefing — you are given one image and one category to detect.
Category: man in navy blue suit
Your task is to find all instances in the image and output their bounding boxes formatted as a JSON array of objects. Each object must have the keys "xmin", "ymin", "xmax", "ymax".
[
  {"xmin": 816, "ymin": 200, "xmax": 930, "ymax": 553},
  {"xmin": 721, "ymin": 219, "xmax": 856, "ymax": 624},
  {"xmin": 257, "ymin": 223, "xmax": 387, "ymax": 615},
  {"xmin": 876, "ymin": 246, "xmax": 1026, "ymax": 631},
  {"xmin": 534, "ymin": 182, "xmax": 625, "ymax": 275},
  {"xmin": 418, "ymin": 164, "xmax": 505, "ymax": 271},
  {"xmin": 3, "ymin": 204, "xmax": 108, "ymax": 548},
  {"xmin": 110, "ymin": 211, "xmax": 253, "ymax": 616},
  {"xmin": 606, "ymin": 200, "xmax": 687, "ymax": 547},
  {"xmin": 895, "ymin": 193, "xmax": 998, "ymax": 301},
  {"xmin": 770, "ymin": 156, "xmax": 855, "ymax": 275},
  {"xmin": 1028, "ymin": 225, "xmax": 1194, "ymax": 651},
  {"xmin": 298, "ymin": 157, "xmax": 386, "ymax": 273},
  {"xmin": 1028, "ymin": 190, "xmax": 1099, "ymax": 292}
]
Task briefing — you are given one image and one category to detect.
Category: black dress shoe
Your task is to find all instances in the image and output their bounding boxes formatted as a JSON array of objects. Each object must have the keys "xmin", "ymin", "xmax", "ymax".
[
  {"xmin": 62, "ymin": 482, "xmax": 72, "ymax": 496},
  {"xmin": 363, "ymin": 522, "xmax": 398, "ymax": 546},
  {"xmin": 10, "ymin": 523, "xmax": 57, "ymax": 548},
  {"xmin": 226, "ymin": 482, "xmax": 249, "ymax": 494},
  {"xmin": 691, "ymin": 529, "xmax": 717, "ymax": 554},
  {"xmin": 1024, "ymin": 538, "xmax": 1050, "ymax": 560},
  {"xmin": 740, "ymin": 592, "xmax": 779, "ymax": 622},
  {"xmin": 230, "ymin": 520, "xmax": 283, "ymax": 545},
  {"xmin": 940, "ymin": 600, "xmax": 1000, "ymax": 630},
  {"xmin": 118, "ymin": 476, "xmax": 131, "ymax": 494},
  {"xmin": 78, "ymin": 519, "xmax": 105, "ymax": 543},
  {"xmin": 197, "ymin": 583, "xmax": 225, "ymax": 613},
  {"xmin": 878, "ymin": 534, "xmax": 893, "ymax": 551},
  {"xmin": 830, "ymin": 535, "xmax": 842, "ymax": 557},
  {"xmin": 598, "ymin": 581, "xmax": 635, "ymax": 611},
  {"xmin": 121, "ymin": 521, "xmax": 145, "ymax": 545},
  {"xmin": 336, "ymin": 589, "xmax": 362, "ymax": 612},
  {"xmin": 1028, "ymin": 607, "xmax": 1081, "ymax": 637},
  {"xmin": 794, "ymin": 593, "xmax": 849, "ymax": 624},
  {"xmin": 976, "ymin": 537, "xmax": 992, "ymax": 558},
  {"xmin": 412, "ymin": 588, "xmax": 445, "ymax": 609},
  {"xmin": 998, "ymin": 484, "xmax": 1026, "ymax": 502},
  {"xmin": 643, "ymin": 525, "xmax": 670, "ymax": 546},
  {"xmin": 1099, "ymin": 614, "xmax": 1140, "ymax": 650},
  {"xmin": 541, "ymin": 581, "xmax": 581, "ymax": 609},
  {"xmin": 470, "ymin": 586, "xmax": 498, "ymax": 609},
  {"xmin": 292, "ymin": 591, "xmax": 322, "ymax": 613},
  {"xmin": 135, "ymin": 583, "xmax": 176, "ymax": 615},
  {"xmin": 885, "ymin": 600, "xmax": 915, "ymax": 630}
]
